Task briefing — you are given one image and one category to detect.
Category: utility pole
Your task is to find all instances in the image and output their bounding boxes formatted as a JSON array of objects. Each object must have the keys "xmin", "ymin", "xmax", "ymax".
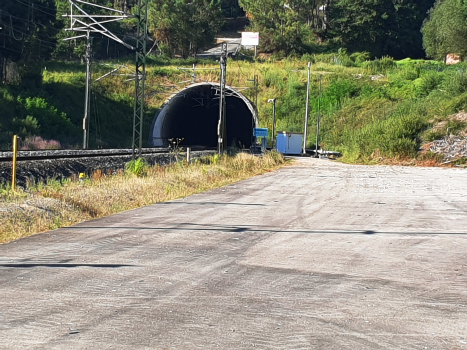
[
  {"xmin": 217, "ymin": 42, "xmax": 228, "ymax": 154},
  {"xmin": 132, "ymin": 0, "xmax": 149, "ymax": 157},
  {"xmin": 254, "ymin": 74, "xmax": 258, "ymax": 106},
  {"xmin": 247, "ymin": 75, "xmax": 258, "ymax": 106},
  {"xmin": 63, "ymin": 0, "xmax": 137, "ymax": 150},
  {"xmin": 303, "ymin": 62, "xmax": 311, "ymax": 155},
  {"xmin": 268, "ymin": 99, "xmax": 276, "ymax": 149},
  {"xmin": 82, "ymin": 30, "xmax": 92, "ymax": 149},
  {"xmin": 315, "ymin": 75, "xmax": 322, "ymax": 158}
]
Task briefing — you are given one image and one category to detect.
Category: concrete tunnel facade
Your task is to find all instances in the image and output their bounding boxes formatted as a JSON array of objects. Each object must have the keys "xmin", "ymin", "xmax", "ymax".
[{"xmin": 149, "ymin": 82, "xmax": 258, "ymax": 148}]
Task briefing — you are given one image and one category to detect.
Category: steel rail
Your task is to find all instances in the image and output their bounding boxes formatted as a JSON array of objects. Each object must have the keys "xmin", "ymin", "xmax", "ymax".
[{"xmin": 0, "ymin": 147, "xmax": 211, "ymax": 163}]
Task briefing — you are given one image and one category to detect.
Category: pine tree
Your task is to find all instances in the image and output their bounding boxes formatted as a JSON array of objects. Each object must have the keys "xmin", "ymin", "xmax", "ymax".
[
  {"xmin": 0, "ymin": 0, "xmax": 59, "ymax": 63},
  {"xmin": 239, "ymin": 0, "xmax": 327, "ymax": 53},
  {"xmin": 422, "ymin": 0, "xmax": 467, "ymax": 60},
  {"xmin": 328, "ymin": 0, "xmax": 434, "ymax": 59},
  {"xmin": 148, "ymin": 0, "xmax": 223, "ymax": 58}
]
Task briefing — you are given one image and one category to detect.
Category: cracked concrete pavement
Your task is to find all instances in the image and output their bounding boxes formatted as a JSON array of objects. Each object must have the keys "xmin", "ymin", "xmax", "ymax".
[{"xmin": 0, "ymin": 158, "xmax": 466, "ymax": 349}]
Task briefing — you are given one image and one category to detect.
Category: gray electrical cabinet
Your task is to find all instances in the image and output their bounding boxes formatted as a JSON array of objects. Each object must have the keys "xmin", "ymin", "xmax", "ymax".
[{"xmin": 276, "ymin": 132, "xmax": 303, "ymax": 155}]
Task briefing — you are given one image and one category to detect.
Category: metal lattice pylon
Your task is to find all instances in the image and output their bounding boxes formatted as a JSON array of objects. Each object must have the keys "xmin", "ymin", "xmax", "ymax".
[
  {"xmin": 63, "ymin": 0, "xmax": 136, "ymax": 150},
  {"xmin": 132, "ymin": 0, "xmax": 149, "ymax": 157}
]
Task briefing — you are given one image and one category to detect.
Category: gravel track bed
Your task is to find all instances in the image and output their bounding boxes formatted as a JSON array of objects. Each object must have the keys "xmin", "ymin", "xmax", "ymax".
[
  {"xmin": 0, "ymin": 151, "xmax": 215, "ymax": 187},
  {"xmin": 0, "ymin": 148, "xmax": 170, "ymax": 159}
]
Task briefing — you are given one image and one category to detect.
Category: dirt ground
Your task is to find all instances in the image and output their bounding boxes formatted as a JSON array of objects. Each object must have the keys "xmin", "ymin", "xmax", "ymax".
[{"xmin": 0, "ymin": 158, "xmax": 466, "ymax": 349}]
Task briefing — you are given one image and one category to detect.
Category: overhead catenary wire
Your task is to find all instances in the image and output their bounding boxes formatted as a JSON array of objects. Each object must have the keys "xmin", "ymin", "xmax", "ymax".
[
  {"xmin": 9, "ymin": 15, "xmax": 24, "ymax": 40},
  {"xmin": 1, "ymin": 11, "xmax": 61, "ymax": 35},
  {"xmin": 14, "ymin": 0, "xmax": 57, "ymax": 18},
  {"xmin": 0, "ymin": 22, "xmax": 58, "ymax": 46},
  {"xmin": 92, "ymin": 90, "xmax": 102, "ymax": 142}
]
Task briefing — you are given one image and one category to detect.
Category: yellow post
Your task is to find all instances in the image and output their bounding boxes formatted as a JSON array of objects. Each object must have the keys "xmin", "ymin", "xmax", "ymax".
[{"xmin": 12, "ymin": 135, "xmax": 18, "ymax": 191}]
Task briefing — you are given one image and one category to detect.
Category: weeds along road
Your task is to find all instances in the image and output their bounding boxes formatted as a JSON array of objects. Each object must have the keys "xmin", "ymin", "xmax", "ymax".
[{"xmin": 1, "ymin": 158, "xmax": 467, "ymax": 350}]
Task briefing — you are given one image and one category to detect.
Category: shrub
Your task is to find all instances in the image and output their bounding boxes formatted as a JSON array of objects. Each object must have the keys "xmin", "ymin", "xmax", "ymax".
[
  {"xmin": 423, "ymin": 129, "xmax": 445, "ymax": 142},
  {"xmin": 350, "ymin": 52, "xmax": 371, "ymax": 64},
  {"xmin": 20, "ymin": 136, "xmax": 61, "ymax": 150},
  {"xmin": 413, "ymin": 71, "xmax": 444, "ymax": 97},
  {"xmin": 443, "ymin": 72, "xmax": 467, "ymax": 95},
  {"xmin": 445, "ymin": 92, "xmax": 467, "ymax": 113},
  {"xmin": 125, "ymin": 158, "xmax": 149, "ymax": 177},
  {"xmin": 313, "ymin": 53, "xmax": 337, "ymax": 64},
  {"xmin": 324, "ymin": 79, "xmax": 359, "ymax": 106},
  {"xmin": 362, "ymin": 57, "xmax": 396, "ymax": 74},
  {"xmin": 300, "ymin": 53, "xmax": 316, "ymax": 64}
]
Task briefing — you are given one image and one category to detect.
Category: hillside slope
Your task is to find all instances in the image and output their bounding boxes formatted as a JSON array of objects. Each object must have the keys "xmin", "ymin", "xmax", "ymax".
[{"xmin": 1, "ymin": 56, "xmax": 466, "ymax": 164}]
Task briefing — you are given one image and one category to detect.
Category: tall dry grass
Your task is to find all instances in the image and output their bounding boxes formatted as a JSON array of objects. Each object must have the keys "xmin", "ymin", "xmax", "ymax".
[{"xmin": 0, "ymin": 152, "xmax": 285, "ymax": 243}]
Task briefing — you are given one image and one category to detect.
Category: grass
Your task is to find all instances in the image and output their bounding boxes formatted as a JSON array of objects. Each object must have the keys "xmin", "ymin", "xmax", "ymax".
[
  {"xmin": 0, "ymin": 152, "xmax": 285, "ymax": 243},
  {"xmin": 2, "ymin": 54, "xmax": 467, "ymax": 162}
]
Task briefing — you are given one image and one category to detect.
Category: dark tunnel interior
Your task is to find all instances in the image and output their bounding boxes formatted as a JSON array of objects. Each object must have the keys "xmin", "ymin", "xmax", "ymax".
[{"xmin": 160, "ymin": 85, "xmax": 255, "ymax": 148}]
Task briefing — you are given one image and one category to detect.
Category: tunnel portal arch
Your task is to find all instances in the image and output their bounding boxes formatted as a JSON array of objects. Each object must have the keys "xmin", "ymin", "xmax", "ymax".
[{"xmin": 149, "ymin": 82, "xmax": 258, "ymax": 148}]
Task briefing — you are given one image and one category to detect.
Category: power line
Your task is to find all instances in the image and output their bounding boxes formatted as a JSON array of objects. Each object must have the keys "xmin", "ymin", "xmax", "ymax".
[
  {"xmin": 2, "ymin": 5, "xmax": 136, "ymax": 51},
  {"xmin": 0, "ymin": 31, "xmax": 58, "ymax": 50},
  {"xmin": 17, "ymin": 0, "xmax": 60, "ymax": 12},
  {"xmin": 1, "ymin": 20, "xmax": 58, "ymax": 45},
  {"xmin": 1, "ymin": 11, "xmax": 60, "ymax": 37},
  {"xmin": 14, "ymin": 0, "xmax": 57, "ymax": 18},
  {"xmin": 0, "ymin": 44, "xmax": 24, "ymax": 54}
]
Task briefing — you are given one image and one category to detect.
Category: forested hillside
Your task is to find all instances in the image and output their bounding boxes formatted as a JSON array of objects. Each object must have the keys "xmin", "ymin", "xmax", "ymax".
[{"xmin": 1, "ymin": 0, "xmax": 467, "ymax": 164}]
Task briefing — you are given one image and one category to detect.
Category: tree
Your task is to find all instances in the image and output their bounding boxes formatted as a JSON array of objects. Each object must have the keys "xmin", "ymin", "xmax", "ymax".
[
  {"xmin": 148, "ymin": 0, "xmax": 224, "ymax": 58},
  {"xmin": 328, "ymin": 0, "xmax": 435, "ymax": 59},
  {"xmin": 53, "ymin": 0, "xmax": 136, "ymax": 61},
  {"xmin": 220, "ymin": 0, "xmax": 244, "ymax": 17},
  {"xmin": 0, "ymin": 0, "xmax": 59, "ymax": 81},
  {"xmin": 422, "ymin": 0, "xmax": 467, "ymax": 60},
  {"xmin": 239, "ymin": 0, "xmax": 327, "ymax": 53}
]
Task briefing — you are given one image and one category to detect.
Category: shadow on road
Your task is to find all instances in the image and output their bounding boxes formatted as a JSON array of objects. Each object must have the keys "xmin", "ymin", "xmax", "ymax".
[
  {"xmin": 0, "ymin": 264, "xmax": 137, "ymax": 268},
  {"xmin": 66, "ymin": 224, "xmax": 467, "ymax": 235},
  {"xmin": 160, "ymin": 202, "xmax": 266, "ymax": 206}
]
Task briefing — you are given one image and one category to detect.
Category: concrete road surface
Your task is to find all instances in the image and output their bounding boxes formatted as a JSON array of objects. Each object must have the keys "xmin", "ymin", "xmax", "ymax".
[{"xmin": 1, "ymin": 158, "xmax": 467, "ymax": 349}]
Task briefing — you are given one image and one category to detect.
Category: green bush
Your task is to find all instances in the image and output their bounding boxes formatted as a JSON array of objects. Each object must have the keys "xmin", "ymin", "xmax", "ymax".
[
  {"xmin": 413, "ymin": 71, "xmax": 444, "ymax": 97},
  {"xmin": 360, "ymin": 84, "xmax": 388, "ymax": 99},
  {"xmin": 262, "ymin": 69, "xmax": 287, "ymax": 89},
  {"xmin": 443, "ymin": 72, "xmax": 467, "ymax": 95},
  {"xmin": 300, "ymin": 54, "xmax": 316, "ymax": 63},
  {"xmin": 350, "ymin": 52, "xmax": 371, "ymax": 64},
  {"xmin": 323, "ymin": 79, "xmax": 359, "ymax": 106},
  {"xmin": 125, "ymin": 158, "xmax": 149, "ymax": 177},
  {"xmin": 444, "ymin": 92, "xmax": 467, "ymax": 113},
  {"xmin": 313, "ymin": 53, "xmax": 337, "ymax": 64},
  {"xmin": 422, "ymin": 129, "xmax": 445, "ymax": 142},
  {"xmin": 362, "ymin": 57, "xmax": 397, "ymax": 74}
]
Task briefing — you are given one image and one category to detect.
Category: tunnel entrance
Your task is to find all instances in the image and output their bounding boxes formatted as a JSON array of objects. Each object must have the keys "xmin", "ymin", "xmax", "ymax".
[{"xmin": 149, "ymin": 83, "xmax": 258, "ymax": 148}]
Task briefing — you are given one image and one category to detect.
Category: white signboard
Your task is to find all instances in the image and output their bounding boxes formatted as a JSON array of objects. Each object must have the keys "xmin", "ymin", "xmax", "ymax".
[{"xmin": 241, "ymin": 32, "xmax": 260, "ymax": 46}]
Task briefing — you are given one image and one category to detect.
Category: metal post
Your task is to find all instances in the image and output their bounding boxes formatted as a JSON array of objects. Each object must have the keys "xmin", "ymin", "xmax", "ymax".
[
  {"xmin": 217, "ymin": 42, "xmax": 228, "ymax": 154},
  {"xmin": 272, "ymin": 99, "xmax": 276, "ymax": 149},
  {"xmin": 192, "ymin": 64, "xmax": 196, "ymax": 83},
  {"xmin": 254, "ymin": 75, "xmax": 258, "ymax": 107},
  {"xmin": 83, "ymin": 30, "xmax": 92, "ymax": 149},
  {"xmin": 303, "ymin": 62, "xmax": 311, "ymax": 155},
  {"xmin": 132, "ymin": 0, "xmax": 149, "ymax": 158},
  {"xmin": 315, "ymin": 75, "xmax": 322, "ymax": 158},
  {"xmin": 186, "ymin": 147, "xmax": 191, "ymax": 162},
  {"xmin": 63, "ymin": 1, "xmax": 135, "ymax": 151},
  {"xmin": 247, "ymin": 75, "xmax": 259, "ymax": 107},
  {"xmin": 268, "ymin": 98, "xmax": 277, "ymax": 149},
  {"xmin": 11, "ymin": 135, "xmax": 18, "ymax": 191}
]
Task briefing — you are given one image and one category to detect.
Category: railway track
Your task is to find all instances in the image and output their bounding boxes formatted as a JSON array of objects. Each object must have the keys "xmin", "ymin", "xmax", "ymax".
[
  {"xmin": 0, "ymin": 147, "xmax": 206, "ymax": 162},
  {"xmin": 0, "ymin": 147, "xmax": 215, "ymax": 186}
]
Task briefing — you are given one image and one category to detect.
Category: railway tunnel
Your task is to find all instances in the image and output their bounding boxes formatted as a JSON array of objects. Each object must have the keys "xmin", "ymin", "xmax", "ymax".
[{"xmin": 149, "ymin": 82, "xmax": 258, "ymax": 148}]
